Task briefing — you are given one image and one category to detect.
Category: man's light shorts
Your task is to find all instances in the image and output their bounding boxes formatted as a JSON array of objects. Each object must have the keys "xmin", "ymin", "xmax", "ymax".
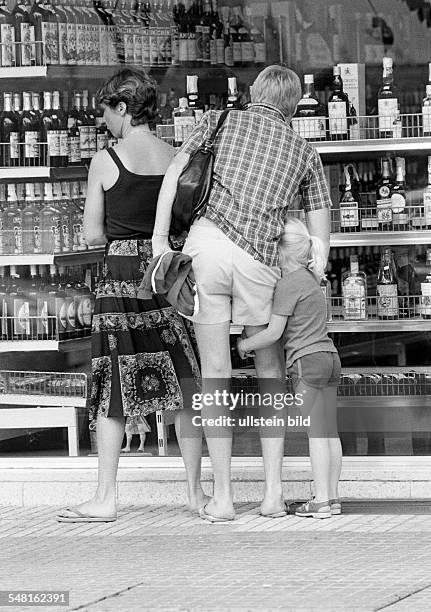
[{"xmin": 182, "ymin": 218, "xmax": 281, "ymax": 326}]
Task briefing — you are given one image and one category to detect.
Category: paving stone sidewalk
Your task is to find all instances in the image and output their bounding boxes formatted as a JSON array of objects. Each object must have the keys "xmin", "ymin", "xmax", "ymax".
[{"xmin": 1, "ymin": 504, "xmax": 431, "ymax": 612}]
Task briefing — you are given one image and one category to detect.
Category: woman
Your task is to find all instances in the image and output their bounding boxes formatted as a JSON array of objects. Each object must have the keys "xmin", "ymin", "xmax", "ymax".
[{"xmin": 57, "ymin": 68, "xmax": 205, "ymax": 523}]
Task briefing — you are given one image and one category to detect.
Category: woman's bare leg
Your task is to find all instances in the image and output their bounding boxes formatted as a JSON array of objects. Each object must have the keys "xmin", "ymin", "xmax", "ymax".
[{"xmin": 59, "ymin": 414, "xmax": 125, "ymax": 518}]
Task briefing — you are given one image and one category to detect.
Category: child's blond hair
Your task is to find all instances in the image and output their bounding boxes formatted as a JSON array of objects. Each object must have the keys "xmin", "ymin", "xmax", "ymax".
[{"xmin": 279, "ymin": 217, "xmax": 326, "ymax": 281}]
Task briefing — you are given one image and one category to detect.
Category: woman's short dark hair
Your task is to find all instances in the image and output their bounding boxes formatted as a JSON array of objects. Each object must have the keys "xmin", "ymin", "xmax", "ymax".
[{"xmin": 96, "ymin": 68, "xmax": 158, "ymax": 125}]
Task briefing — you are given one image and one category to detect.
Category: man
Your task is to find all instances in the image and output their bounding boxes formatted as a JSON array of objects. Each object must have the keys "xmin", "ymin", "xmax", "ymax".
[{"xmin": 152, "ymin": 65, "xmax": 331, "ymax": 521}]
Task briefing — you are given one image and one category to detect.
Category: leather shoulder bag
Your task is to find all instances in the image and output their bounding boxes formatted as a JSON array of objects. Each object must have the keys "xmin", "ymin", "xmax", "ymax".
[{"xmin": 170, "ymin": 110, "xmax": 230, "ymax": 235}]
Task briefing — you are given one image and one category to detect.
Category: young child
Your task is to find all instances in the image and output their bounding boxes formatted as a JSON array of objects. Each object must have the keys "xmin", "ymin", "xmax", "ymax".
[{"xmin": 237, "ymin": 217, "xmax": 342, "ymax": 519}]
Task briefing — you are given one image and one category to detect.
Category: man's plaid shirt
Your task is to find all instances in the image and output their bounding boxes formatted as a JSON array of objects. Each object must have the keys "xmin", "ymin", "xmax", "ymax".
[{"xmin": 179, "ymin": 104, "xmax": 332, "ymax": 268}]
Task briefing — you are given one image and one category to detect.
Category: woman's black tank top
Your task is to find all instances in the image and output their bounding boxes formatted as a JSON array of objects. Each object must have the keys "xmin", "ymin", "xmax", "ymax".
[{"xmin": 104, "ymin": 148, "xmax": 164, "ymax": 241}]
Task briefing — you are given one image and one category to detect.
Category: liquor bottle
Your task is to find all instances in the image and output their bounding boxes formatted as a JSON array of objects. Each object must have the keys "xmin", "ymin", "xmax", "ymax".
[
  {"xmin": 421, "ymin": 259, "xmax": 431, "ymax": 319},
  {"xmin": 186, "ymin": 75, "xmax": 204, "ymax": 123},
  {"xmin": 30, "ymin": 0, "xmax": 50, "ymax": 65},
  {"xmin": 328, "ymin": 4, "xmax": 340, "ymax": 63},
  {"xmin": 423, "ymin": 64, "xmax": 431, "ymax": 137},
  {"xmin": 172, "ymin": 97, "xmax": 195, "ymax": 147},
  {"xmin": 376, "ymin": 158, "xmax": 393, "ymax": 232},
  {"xmin": 396, "ymin": 246, "xmax": 416, "ymax": 319},
  {"xmin": 40, "ymin": 182, "xmax": 61, "ymax": 254},
  {"xmin": 21, "ymin": 91, "xmax": 41, "ymax": 167},
  {"xmin": 390, "ymin": 157, "xmax": 408, "ymax": 231},
  {"xmin": 44, "ymin": 0, "xmax": 59, "ymax": 64},
  {"xmin": 76, "ymin": 276, "xmax": 93, "ymax": 336},
  {"xmin": 0, "ymin": 0, "xmax": 16, "ymax": 68},
  {"xmin": 339, "ymin": 164, "xmax": 360, "ymax": 233},
  {"xmin": 27, "ymin": 264, "xmax": 40, "ymax": 339},
  {"xmin": 377, "ymin": 247, "xmax": 399, "ymax": 320},
  {"xmin": 21, "ymin": 183, "xmax": 41, "ymax": 254},
  {"xmin": 342, "ymin": 254, "xmax": 367, "ymax": 320},
  {"xmin": 4, "ymin": 185, "xmax": 22, "ymax": 255},
  {"xmin": 226, "ymin": 77, "xmax": 242, "ymax": 110},
  {"xmin": 52, "ymin": 91, "xmax": 68, "ymax": 167},
  {"xmin": 177, "ymin": 0, "xmax": 188, "ymax": 65},
  {"xmin": 423, "ymin": 156, "xmax": 431, "ymax": 229},
  {"xmin": 59, "ymin": 267, "xmax": 76, "ymax": 339},
  {"xmin": 64, "ymin": 0, "xmax": 78, "ymax": 65},
  {"xmin": 230, "ymin": 6, "xmax": 242, "ymax": 67},
  {"xmin": 0, "ymin": 266, "xmax": 8, "ymax": 339},
  {"xmin": 9, "ymin": 266, "xmax": 31, "ymax": 340},
  {"xmin": 58, "ymin": 182, "xmax": 73, "ymax": 253},
  {"xmin": 328, "ymin": 65, "xmax": 349, "ymax": 140},
  {"xmin": 349, "ymin": 102, "xmax": 360, "ymax": 140},
  {"xmin": 84, "ymin": 0, "xmax": 101, "ymax": 65},
  {"xmin": 12, "ymin": 0, "xmax": 35, "ymax": 67},
  {"xmin": 41, "ymin": 91, "xmax": 59, "ymax": 167},
  {"xmin": 53, "ymin": 0, "xmax": 69, "ymax": 65},
  {"xmin": 185, "ymin": 0, "xmax": 197, "ymax": 66},
  {"xmin": 47, "ymin": 264, "xmax": 66, "ymax": 339},
  {"xmin": 237, "ymin": 7, "xmax": 253, "ymax": 66},
  {"xmin": 246, "ymin": 6, "xmax": 265, "ymax": 65},
  {"xmin": 292, "ymin": 74, "xmax": 326, "ymax": 141},
  {"xmin": 83, "ymin": 90, "xmax": 97, "ymax": 160},
  {"xmin": 71, "ymin": 193, "xmax": 87, "ymax": 252},
  {"xmin": 377, "ymin": 57, "xmax": 399, "ymax": 139},
  {"xmin": 67, "ymin": 95, "xmax": 81, "ymax": 166},
  {"xmin": 198, "ymin": 0, "xmax": 211, "ymax": 63},
  {"xmin": 1, "ymin": 93, "xmax": 20, "ymax": 167}
]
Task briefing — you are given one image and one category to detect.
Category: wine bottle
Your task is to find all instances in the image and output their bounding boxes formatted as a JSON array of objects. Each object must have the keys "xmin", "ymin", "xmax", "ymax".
[
  {"xmin": 390, "ymin": 157, "xmax": 408, "ymax": 231},
  {"xmin": 376, "ymin": 158, "xmax": 393, "ymax": 232},
  {"xmin": 30, "ymin": 0, "xmax": 50, "ymax": 65},
  {"xmin": 226, "ymin": 77, "xmax": 242, "ymax": 110},
  {"xmin": 21, "ymin": 91, "xmax": 41, "ymax": 167},
  {"xmin": 186, "ymin": 74, "xmax": 204, "ymax": 123},
  {"xmin": 377, "ymin": 247, "xmax": 399, "ymax": 320},
  {"xmin": 328, "ymin": 65, "xmax": 349, "ymax": 141},
  {"xmin": 1, "ymin": 93, "xmax": 20, "ymax": 167},
  {"xmin": 339, "ymin": 164, "xmax": 360, "ymax": 233},
  {"xmin": 423, "ymin": 63, "xmax": 431, "ymax": 137},
  {"xmin": 342, "ymin": 254, "xmax": 367, "ymax": 320},
  {"xmin": 0, "ymin": 0, "xmax": 16, "ymax": 68},
  {"xmin": 40, "ymin": 182, "xmax": 62, "ymax": 254},
  {"xmin": 292, "ymin": 74, "xmax": 326, "ymax": 141},
  {"xmin": 12, "ymin": 0, "xmax": 35, "ymax": 67},
  {"xmin": 377, "ymin": 56, "xmax": 399, "ymax": 139},
  {"xmin": 42, "ymin": 91, "xmax": 60, "ymax": 167}
]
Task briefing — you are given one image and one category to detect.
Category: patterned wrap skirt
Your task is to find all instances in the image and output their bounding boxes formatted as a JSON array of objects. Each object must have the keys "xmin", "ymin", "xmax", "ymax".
[{"xmin": 89, "ymin": 238, "xmax": 200, "ymax": 429}]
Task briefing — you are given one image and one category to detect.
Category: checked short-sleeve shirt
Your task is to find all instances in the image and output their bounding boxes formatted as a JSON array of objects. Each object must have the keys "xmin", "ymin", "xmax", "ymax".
[{"xmin": 179, "ymin": 104, "xmax": 331, "ymax": 268}]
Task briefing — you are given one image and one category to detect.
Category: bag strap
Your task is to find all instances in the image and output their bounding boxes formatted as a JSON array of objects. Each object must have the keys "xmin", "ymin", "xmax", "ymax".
[{"xmin": 206, "ymin": 110, "xmax": 230, "ymax": 145}]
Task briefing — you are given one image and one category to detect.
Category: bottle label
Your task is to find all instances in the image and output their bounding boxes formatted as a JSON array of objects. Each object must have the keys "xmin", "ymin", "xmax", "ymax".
[
  {"xmin": 376, "ymin": 198, "xmax": 393, "ymax": 224},
  {"xmin": 423, "ymin": 106, "xmax": 431, "ymax": 134},
  {"xmin": 47, "ymin": 130, "xmax": 61, "ymax": 158},
  {"xmin": 24, "ymin": 131, "xmax": 40, "ymax": 158},
  {"xmin": 241, "ymin": 41, "xmax": 254, "ymax": 63},
  {"xmin": 391, "ymin": 191, "xmax": 406, "ymax": 213},
  {"xmin": 0, "ymin": 24, "xmax": 15, "ymax": 67},
  {"xmin": 50, "ymin": 21, "xmax": 59, "ymax": 63},
  {"xmin": 66, "ymin": 22, "xmax": 77, "ymax": 64},
  {"xmin": 67, "ymin": 300, "xmax": 76, "ymax": 329},
  {"xmin": 328, "ymin": 101, "xmax": 347, "ymax": 134},
  {"xmin": 378, "ymin": 98, "xmax": 398, "ymax": 132},
  {"xmin": 424, "ymin": 192, "xmax": 431, "ymax": 224},
  {"xmin": 14, "ymin": 300, "xmax": 30, "ymax": 335},
  {"xmin": 58, "ymin": 22, "xmax": 68, "ymax": 65},
  {"xmin": 9, "ymin": 132, "xmax": 20, "ymax": 159},
  {"xmin": 216, "ymin": 39, "xmax": 224, "ymax": 65},
  {"xmin": 173, "ymin": 116, "xmax": 196, "ymax": 143},
  {"xmin": 13, "ymin": 217, "xmax": 23, "ymax": 254},
  {"xmin": 78, "ymin": 125, "xmax": 89, "ymax": 154},
  {"xmin": 254, "ymin": 42, "xmax": 266, "ymax": 64},
  {"xmin": 34, "ymin": 224, "xmax": 41, "ymax": 252},
  {"xmin": 291, "ymin": 117, "xmax": 326, "ymax": 140},
  {"xmin": 421, "ymin": 283, "xmax": 431, "ymax": 316},
  {"xmin": 41, "ymin": 22, "xmax": 51, "ymax": 64},
  {"xmin": 20, "ymin": 23, "xmax": 35, "ymax": 66},
  {"xmin": 343, "ymin": 278, "xmax": 367, "ymax": 320},
  {"xmin": 59, "ymin": 130, "xmax": 69, "ymax": 157},
  {"xmin": 79, "ymin": 297, "xmax": 93, "ymax": 326},
  {"xmin": 340, "ymin": 202, "xmax": 359, "ymax": 227},
  {"xmin": 377, "ymin": 284, "xmax": 398, "ymax": 317},
  {"xmin": 68, "ymin": 136, "xmax": 81, "ymax": 163},
  {"xmin": 141, "ymin": 30, "xmax": 150, "ymax": 65}
]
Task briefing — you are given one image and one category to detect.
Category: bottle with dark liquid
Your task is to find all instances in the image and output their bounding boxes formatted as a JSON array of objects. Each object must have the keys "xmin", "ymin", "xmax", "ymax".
[
  {"xmin": 376, "ymin": 158, "xmax": 393, "ymax": 232},
  {"xmin": 339, "ymin": 164, "xmax": 360, "ymax": 233},
  {"xmin": 390, "ymin": 156, "xmax": 408, "ymax": 231},
  {"xmin": 1, "ymin": 92, "xmax": 20, "ymax": 167},
  {"xmin": 292, "ymin": 74, "xmax": 326, "ymax": 141},
  {"xmin": 328, "ymin": 65, "xmax": 349, "ymax": 141},
  {"xmin": 21, "ymin": 91, "xmax": 41, "ymax": 167}
]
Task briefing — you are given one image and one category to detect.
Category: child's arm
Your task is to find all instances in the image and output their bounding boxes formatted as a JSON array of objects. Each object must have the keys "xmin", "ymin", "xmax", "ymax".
[{"xmin": 237, "ymin": 314, "xmax": 288, "ymax": 359}]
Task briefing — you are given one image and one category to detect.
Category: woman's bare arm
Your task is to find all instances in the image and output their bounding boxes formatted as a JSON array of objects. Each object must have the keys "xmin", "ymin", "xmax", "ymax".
[{"xmin": 83, "ymin": 152, "xmax": 108, "ymax": 247}]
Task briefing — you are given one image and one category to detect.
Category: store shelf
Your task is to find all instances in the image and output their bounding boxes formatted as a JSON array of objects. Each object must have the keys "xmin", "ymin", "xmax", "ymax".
[
  {"xmin": 0, "ymin": 249, "xmax": 104, "ymax": 266},
  {"xmin": 0, "ymin": 337, "xmax": 91, "ymax": 353},
  {"xmin": 0, "ymin": 66, "xmax": 48, "ymax": 79},
  {"xmin": 327, "ymin": 320, "xmax": 431, "ymax": 333},
  {"xmin": 331, "ymin": 231, "xmax": 431, "ymax": 247},
  {"xmin": 315, "ymin": 137, "xmax": 431, "ymax": 157},
  {"xmin": 0, "ymin": 394, "xmax": 86, "ymax": 407},
  {"xmin": 0, "ymin": 165, "xmax": 88, "ymax": 181}
]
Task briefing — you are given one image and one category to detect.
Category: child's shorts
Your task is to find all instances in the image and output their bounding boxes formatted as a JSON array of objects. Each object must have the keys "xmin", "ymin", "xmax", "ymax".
[{"xmin": 287, "ymin": 351, "xmax": 341, "ymax": 389}]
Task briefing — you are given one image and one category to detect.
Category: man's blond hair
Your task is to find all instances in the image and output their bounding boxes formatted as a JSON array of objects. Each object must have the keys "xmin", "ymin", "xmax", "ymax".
[{"xmin": 251, "ymin": 65, "xmax": 302, "ymax": 118}]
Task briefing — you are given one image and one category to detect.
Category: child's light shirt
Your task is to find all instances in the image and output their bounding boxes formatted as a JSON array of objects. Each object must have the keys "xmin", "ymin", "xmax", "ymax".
[{"xmin": 272, "ymin": 267, "xmax": 337, "ymax": 369}]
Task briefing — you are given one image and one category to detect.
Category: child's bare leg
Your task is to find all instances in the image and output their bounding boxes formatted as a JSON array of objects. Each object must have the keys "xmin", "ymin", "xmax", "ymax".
[
  {"xmin": 323, "ymin": 386, "xmax": 342, "ymax": 500},
  {"xmin": 121, "ymin": 432, "xmax": 132, "ymax": 453},
  {"xmin": 138, "ymin": 433, "xmax": 146, "ymax": 452}
]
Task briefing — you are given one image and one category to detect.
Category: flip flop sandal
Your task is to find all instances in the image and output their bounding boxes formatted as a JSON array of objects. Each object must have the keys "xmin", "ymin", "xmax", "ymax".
[
  {"xmin": 259, "ymin": 500, "xmax": 295, "ymax": 518},
  {"xmin": 56, "ymin": 508, "xmax": 117, "ymax": 523},
  {"xmin": 199, "ymin": 504, "xmax": 235, "ymax": 523}
]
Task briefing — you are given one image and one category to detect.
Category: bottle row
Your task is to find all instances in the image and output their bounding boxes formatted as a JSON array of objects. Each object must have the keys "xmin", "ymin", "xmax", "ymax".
[
  {"xmin": 0, "ymin": 264, "xmax": 95, "ymax": 341},
  {"xmin": 0, "ymin": 90, "xmax": 116, "ymax": 168},
  {"xmin": 0, "ymin": 370, "xmax": 87, "ymax": 397},
  {"xmin": 1, "ymin": 0, "xmax": 267, "ymax": 68},
  {"xmin": 328, "ymin": 247, "xmax": 431, "ymax": 321},
  {"xmin": 336, "ymin": 156, "xmax": 431, "ymax": 233},
  {"xmin": 0, "ymin": 181, "xmax": 88, "ymax": 255}
]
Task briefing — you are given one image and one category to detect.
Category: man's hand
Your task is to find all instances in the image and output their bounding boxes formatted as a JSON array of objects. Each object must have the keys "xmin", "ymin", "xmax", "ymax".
[
  {"xmin": 152, "ymin": 236, "xmax": 170, "ymax": 258},
  {"xmin": 237, "ymin": 337, "xmax": 255, "ymax": 360}
]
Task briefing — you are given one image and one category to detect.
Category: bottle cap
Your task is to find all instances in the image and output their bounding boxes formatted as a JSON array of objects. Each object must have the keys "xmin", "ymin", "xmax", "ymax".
[
  {"xmin": 383, "ymin": 56, "xmax": 393, "ymax": 68},
  {"xmin": 304, "ymin": 74, "xmax": 314, "ymax": 84},
  {"xmin": 179, "ymin": 97, "xmax": 188, "ymax": 108},
  {"xmin": 426, "ymin": 84, "xmax": 431, "ymax": 96},
  {"xmin": 333, "ymin": 65, "xmax": 341, "ymax": 75},
  {"xmin": 228, "ymin": 77, "xmax": 237, "ymax": 95}
]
